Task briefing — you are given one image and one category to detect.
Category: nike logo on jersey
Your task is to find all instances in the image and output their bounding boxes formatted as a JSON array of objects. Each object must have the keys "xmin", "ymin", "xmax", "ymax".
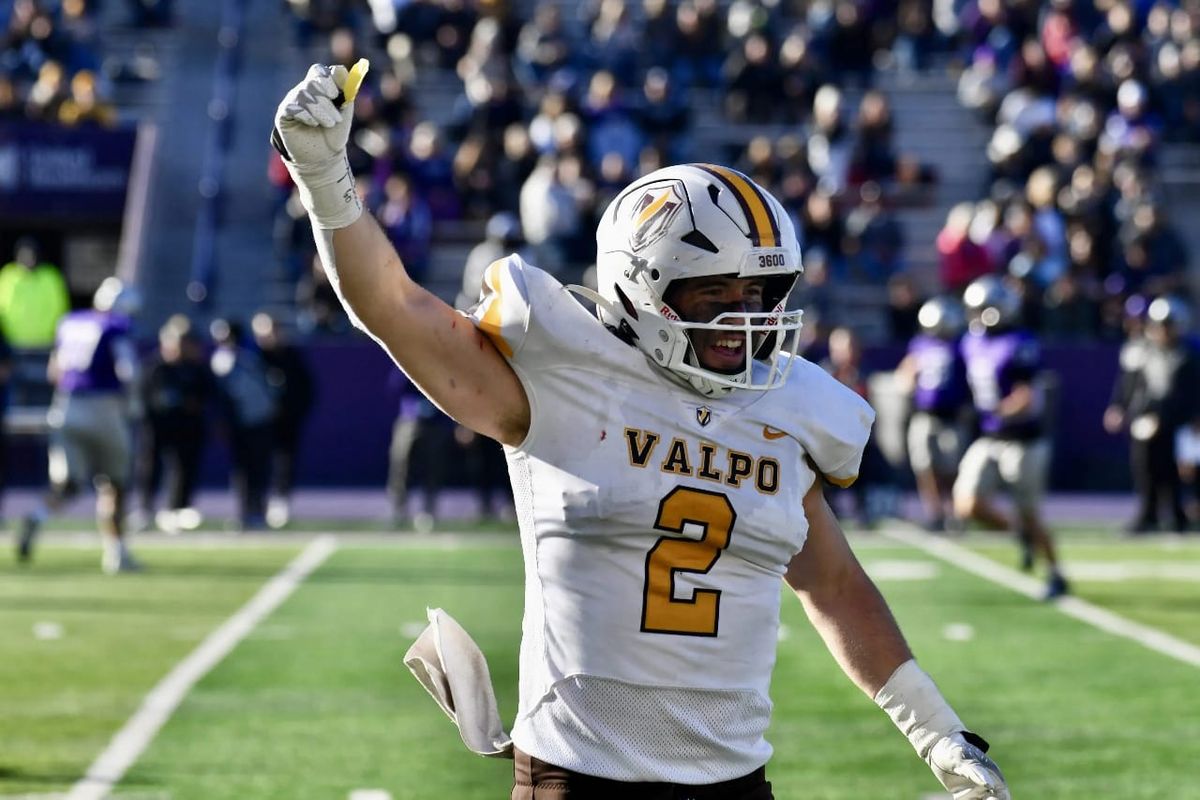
[{"xmin": 762, "ymin": 426, "xmax": 788, "ymax": 440}]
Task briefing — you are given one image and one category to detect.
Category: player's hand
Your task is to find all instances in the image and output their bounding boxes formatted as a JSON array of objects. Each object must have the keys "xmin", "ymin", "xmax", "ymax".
[
  {"xmin": 271, "ymin": 63, "xmax": 356, "ymax": 169},
  {"xmin": 926, "ymin": 731, "xmax": 1010, "ymax": 800},
  {"xmin": 271, "ymin": 60, "xmax": 369, "ymax": 230}
]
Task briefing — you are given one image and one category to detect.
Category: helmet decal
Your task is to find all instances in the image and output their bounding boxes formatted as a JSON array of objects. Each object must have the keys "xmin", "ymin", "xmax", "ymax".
[
  {"xmin": 630, "ymin": 182, "xmax": 686, "ymax": 252},
  {"xmin": 694, "ymin": 164, "xmax": 780, "ymax": 247}
]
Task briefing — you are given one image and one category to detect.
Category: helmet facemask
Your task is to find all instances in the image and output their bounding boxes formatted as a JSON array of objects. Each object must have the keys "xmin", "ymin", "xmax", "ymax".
[{"xmin": 659, "ymin": 272, "xmax": 803, "ymax": 394}]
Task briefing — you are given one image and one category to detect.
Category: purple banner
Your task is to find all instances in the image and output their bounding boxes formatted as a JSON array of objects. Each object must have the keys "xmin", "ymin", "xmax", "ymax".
[{"xmin": 0, "ymin": 122, "xmax": 136, "ymax": 223}]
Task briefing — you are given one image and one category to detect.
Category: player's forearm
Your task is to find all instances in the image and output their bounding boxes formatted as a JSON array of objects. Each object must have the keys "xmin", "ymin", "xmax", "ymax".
[
  {"xmin": 788, "ymin": 485, "xmax": 913, "ymax": 695},
  {"xmin": 798, "ymin": 569, "xmax": 913, "ymax": 697},
  {"xmin": 322, "ymin": 212, "xmax": 420, "ymax": 332}
]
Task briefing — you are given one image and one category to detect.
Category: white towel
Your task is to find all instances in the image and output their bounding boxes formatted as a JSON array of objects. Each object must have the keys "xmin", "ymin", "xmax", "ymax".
[{"xmin": 403, "ymin": 607, "xmax": 514, "ymax": 758}]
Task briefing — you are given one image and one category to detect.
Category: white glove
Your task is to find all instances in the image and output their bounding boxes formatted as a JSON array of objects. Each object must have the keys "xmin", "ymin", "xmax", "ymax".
[
  {"xmin": 875, "ymin": 660, "xmax": 1010, "ymax": 800},
  {"xmin": 271, "ymin": 61, "xmax": 367, "ymax": 229},
  {"xmin": 928, "ymin": 731, "xmax": 1009, "ymax": 799}
]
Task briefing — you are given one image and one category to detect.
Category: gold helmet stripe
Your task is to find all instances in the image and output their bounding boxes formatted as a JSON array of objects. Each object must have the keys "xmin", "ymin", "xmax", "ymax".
[{"xmin": 694, "ymin": 164, "xmax": 779, "ymax": 248}]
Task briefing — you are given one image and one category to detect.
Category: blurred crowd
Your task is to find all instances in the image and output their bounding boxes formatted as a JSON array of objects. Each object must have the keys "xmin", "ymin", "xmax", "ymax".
[
  {"xmin": 941, "ymin": 0, "xmax": 1198, "ymax": 341},
  {"xmin": 273, "ymin": 0, "xmax": 946, "ymax": 333},
  {"xmin": 0, "ymin": 0, "xmax": 170, "ymax": 129},
  {"xmin": 277, "ymin": 0, "xmax": 1200, "ymax": 353}
]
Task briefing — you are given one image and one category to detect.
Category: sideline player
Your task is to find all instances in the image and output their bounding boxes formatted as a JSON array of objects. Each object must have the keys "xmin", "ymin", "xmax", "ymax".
[
  {"xmin": 17, "ymin": 277, "xmax": 142, "ymax": 573},
  {"xmin": 273, "ymin": 63, "xmax": 1010, "ymax": 799},
  {"xmin": 955, "ymin": 275, "xmax": 1067, "ymax": 598},
  {"xmin": 895, "ymin": 297, "xmax": 971, "ymax": 531}
]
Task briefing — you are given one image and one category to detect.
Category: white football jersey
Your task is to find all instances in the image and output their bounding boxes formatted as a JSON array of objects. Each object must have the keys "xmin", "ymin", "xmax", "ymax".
[{"xmin": 470, "ymin": 255, "xmax": 874, "ymax": 783}]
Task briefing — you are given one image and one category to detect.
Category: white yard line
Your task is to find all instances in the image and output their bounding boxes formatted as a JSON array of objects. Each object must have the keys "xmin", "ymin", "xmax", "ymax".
[
  {"xmin": 880, "ymin": 527, "xmax": 1200, "ymax": 669},
  {"xmin": 63, "ymin": 536, "xmax": 339, "ymax": 800}
]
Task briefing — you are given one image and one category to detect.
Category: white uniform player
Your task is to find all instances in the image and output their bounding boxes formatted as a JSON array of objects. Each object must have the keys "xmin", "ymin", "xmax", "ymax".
[
  {"xmin": 272, "ymin": 62, "xmax": 1011, "ymax": 800},
  {"xmin": 471, "ymin": 254, "xmax": 871, "ymax": 781}
]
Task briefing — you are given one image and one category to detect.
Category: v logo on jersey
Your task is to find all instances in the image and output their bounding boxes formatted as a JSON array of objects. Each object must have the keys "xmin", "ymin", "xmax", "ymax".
[
  {"xmin": 762, "ymin": 425, "xmax": 788, "ymax": 440},
  {"xmin": 696, "ymin": 405, "xmax": 712, "ymax": 427}
]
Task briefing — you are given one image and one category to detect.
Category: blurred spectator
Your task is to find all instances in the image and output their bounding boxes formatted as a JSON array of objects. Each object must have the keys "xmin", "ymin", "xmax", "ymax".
[
  {"xmin": 887, "ymin": 272, "xmax": 922, "ymax": 340},
  {"xmin": 722, "ymin": 32, "xmax": 781, "ymax": 123},
  {"xmin": 386, "ymin": 370, "xmax": 453, "ymax": 530},
  {"xmin": 17, "ymin": 278, "xmax": 142, "ymax": 573},
  {"xmin": 634, "ymin": 67, "xmax": 691, "ymax": 164},
  {"xmin": 798, "ymin": 188, "xmax": 845, "ymax": 272},
  {"xmin": 515, "ymin": 2, "xmax": 580, "ymax": 88},
  {"xmin": 297, "ymin": 255, "xmax": 349, "ymax": 335},
  {"xmin": 806, "ymin": 85, "xmax": 853, "ymax": 193},
  {"xmin": 519, "ymin": 153, "xmax": 586, "ymax": 277},
  {"xmin": 252, "ymin": 312, "xmax": 316, "ymax": 530},
  {"xmin": 57, "ymin": 69, "xmax": 116, "ymax": 127},
  {"xmin": 137, "ymin": 315, "xmax": 212, "ymax": 533},
  {"xmin": 586, "ymin": 0, "xmax": 642, "ymax": 86},
  {"xmin": 937, "ymin": 202, "xmax": 994, "ymax": 293},
  {"xmin": 286, "ymin": 1, "xmax": 358, "ymax": 48},
  {"xmin": 777, "ymin": 26, "xmax": 825, "ymax": 124},
  {"xmin": 580, "ymin": 69, "xmax": 644, "ymax": 172},
  {"xmin": 0, "ymin": 237, "xmax": 70, "ymax": 349},
  {"xmin": 1104, "ymin": 296, "xmax": 1200, "ymax": 532},
  {"xmin": 493, "ymin": 122, "xmax": 539, "ymax": 211},
  {"xmin": 209, "ymin": 318, "xmax": 275, "ymax": 530},
  {"xmin": 376, "ymin": 173, "xmax": 434, "ymax": 283},
  {"xmin": 842, "ymin": 182, "xmax": 905, "ymax": 284},
  {"xmin": 0, "ymin": 75, "xmax": 21, "ymax": 120},
  {"xmin": 456, "ymin": 212, "xmax": 531, "ymax": 311},
  {"xmin": 402, "ymin": 121, "xmax": 462, "ymax": 221},
  {"xmin": 822, "ymin": 326, "xmax": 893, "ymax": 526},
  {"xmin": 671, "ymin": 0, "xmax": 724, "ymax": 89},
  {"xmin": 826, "ymin": 0, "xmax": 875, "ymax": 88},
  {"xmin": 24, "ymin": 60, "xmax": 68, "ymax": 122},
  {"xmin": 848, "ymin": 90, "xmax": 897, "ymax": 186}
]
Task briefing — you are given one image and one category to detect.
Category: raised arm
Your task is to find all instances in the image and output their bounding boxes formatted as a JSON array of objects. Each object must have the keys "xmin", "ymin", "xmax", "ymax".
[
  {"xmin": 785, "ymin": 481, "xmax": 1009, "ymax": 800},
  {"xmin": 272, "ymin": 63, "xmax": 529, "ymax": 446}
]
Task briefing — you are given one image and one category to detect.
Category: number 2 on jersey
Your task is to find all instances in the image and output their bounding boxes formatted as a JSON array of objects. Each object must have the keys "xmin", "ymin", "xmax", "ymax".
[{"xmin": 641, "ymin": 486, "xmax": 735, "ymax": 636}]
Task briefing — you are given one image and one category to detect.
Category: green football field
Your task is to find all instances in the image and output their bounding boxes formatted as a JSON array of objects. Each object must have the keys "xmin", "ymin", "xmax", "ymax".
[{"xmin": 2, "ymin": 524, "xmax": 1199, "ymax": 799}]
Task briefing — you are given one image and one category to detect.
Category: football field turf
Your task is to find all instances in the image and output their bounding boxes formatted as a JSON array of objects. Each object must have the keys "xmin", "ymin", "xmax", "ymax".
[{"xmin": 2, "ymin": 526, "xmax": 1198, "ymax": 799}]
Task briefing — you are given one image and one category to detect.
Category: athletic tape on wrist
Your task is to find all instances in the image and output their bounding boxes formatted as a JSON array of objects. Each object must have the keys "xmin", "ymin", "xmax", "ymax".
[
  {"xmin": 286, "ymin": 151, "xmax": 362, "ymax": 230},
  {"xmin": 874, "ymin": 659, "xmax": 965, "ymax": 758}
]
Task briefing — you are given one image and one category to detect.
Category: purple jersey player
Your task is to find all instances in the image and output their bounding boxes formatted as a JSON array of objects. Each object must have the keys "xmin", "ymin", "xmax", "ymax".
[
  {"xmin": 17, "ymin": 278, "xmax": 143, "ymax": 574},
  {"xmin": 896, "ymin": 297, "xmax": 970, "ymax": 531},
  {"xmin": 952, "ymin": 276, "xmax": 1067, "ymax": 599}
]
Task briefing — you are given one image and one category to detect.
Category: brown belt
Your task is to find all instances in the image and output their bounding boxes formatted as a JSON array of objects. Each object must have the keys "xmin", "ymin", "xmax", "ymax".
[{"xmin": 512, "ymin": 747, "xmax": 774, "ymax": 800}]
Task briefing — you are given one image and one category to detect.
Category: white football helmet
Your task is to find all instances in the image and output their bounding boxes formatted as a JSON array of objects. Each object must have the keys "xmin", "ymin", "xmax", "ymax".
[{"xmin": 586, "ymin": 163, "xmax": 804, "ymax": 397}]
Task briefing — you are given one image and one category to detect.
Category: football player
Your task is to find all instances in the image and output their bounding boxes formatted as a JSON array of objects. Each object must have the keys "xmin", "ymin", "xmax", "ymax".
[
  {"xmin": 273, "ymin": 63, "xmax": 1010, "ymax": 800},
  {"xmin": 16, "ymin": 277, "xmax": 142, "ymax": 573},
  {"xmin": 955, "ymin": 275, "xmax": 1068, "ymax": 598},
  {"xmin": 895, "ymin": 297, "xmax": 972, "ymax": 531}
]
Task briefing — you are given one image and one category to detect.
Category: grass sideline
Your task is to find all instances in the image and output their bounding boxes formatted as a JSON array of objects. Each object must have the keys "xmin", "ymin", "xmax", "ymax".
[{"xmin": 2, "ymin": 528, "xmax": 1197, "ymax": 798}]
